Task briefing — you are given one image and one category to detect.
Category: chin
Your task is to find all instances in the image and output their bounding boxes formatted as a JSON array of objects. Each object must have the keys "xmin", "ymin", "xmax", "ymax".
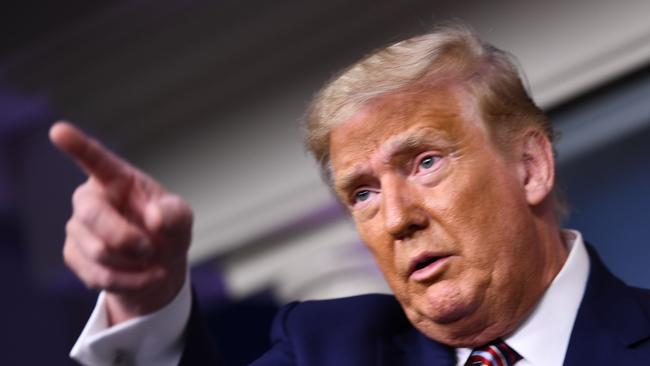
[
  {"xmin": 423, "ymin": 280, "xmax": 480, "ymax": 322},
  {"xmin": 403, "ymin": 280, "xmax": 491, "ymax": 346}
]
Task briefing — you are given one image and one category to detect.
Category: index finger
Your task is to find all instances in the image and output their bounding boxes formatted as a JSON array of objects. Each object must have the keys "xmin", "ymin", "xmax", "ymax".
[{"xmin": 49, "ymin": 121, "xmax": 132, "ymax": 186}]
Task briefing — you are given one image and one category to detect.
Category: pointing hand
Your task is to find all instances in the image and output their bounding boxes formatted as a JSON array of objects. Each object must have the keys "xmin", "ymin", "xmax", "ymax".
[{"xmin": 50, "ymin": 121, "xmax": 192, "ymax": 325}]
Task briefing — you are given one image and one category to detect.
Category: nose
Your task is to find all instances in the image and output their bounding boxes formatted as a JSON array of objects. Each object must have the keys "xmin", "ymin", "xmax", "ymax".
[{"xmin": 381, "ymin": 177, "xmax": 428, "ymax": 240}]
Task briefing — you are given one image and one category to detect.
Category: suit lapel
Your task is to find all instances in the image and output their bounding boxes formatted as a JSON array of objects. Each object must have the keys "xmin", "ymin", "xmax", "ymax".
[{"xmin": 563, "ymin": 245, "xmax": 650, "ymax": 365}]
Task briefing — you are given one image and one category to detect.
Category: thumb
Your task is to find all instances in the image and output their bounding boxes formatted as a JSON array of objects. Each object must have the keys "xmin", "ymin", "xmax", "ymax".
[{"xmin": 144, "ymin": 195, "xmax": 193, "ymax": 239}]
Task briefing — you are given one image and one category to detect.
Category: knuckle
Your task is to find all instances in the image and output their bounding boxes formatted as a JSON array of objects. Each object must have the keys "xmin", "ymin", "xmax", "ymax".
[
  {"xmin": 83, "ymin": 265, "xmax": 118, "ymax": 292},
  {"xmin": 109, "ymin": 227, "xmax": 137, "ymax": 247},
  {"xmin": 71, "ymin": 181, "xmax": 92, "ymax": 206},
  {"xmin": 106, "ymin": 231, "xmax": 149, "ymax": 259},
  {"xmin": 64, "ymin": 219, "xmax": 75, "ymax": 235},
  {"xmin": 96, "ymin": 270, "xmax": 116, "ymax": 289},
  {"xmin": 177, "ymin": 200, "xmax": 194, "ymax": 224},
  {"xmin": 87, "ymin": 239, "xmax": 109, "ymax": 262},
  {"xmin": 165, "ymin": 193, "xmax": 182, "ymax": 208},
  {"xmin": 82, "ymin": 277, "xmax": 101, "ymax": 291},
  {"xmin": 63, "ymin": 242, "xmax": 101, "ymax": 290},
  {"xmin": 171, "ymin": 194, "xmax": 193, "ymax": 218},
  {"xmin": 76, "ymin": 202, "xmax": 102, "ymax": 228},
  {"xmin": 71, "ymin": 186, "xmax": 84, "ymax": 206},
  {"xmin": 62, "ymin": 240, "xmax": 76, "ymax": 269},
  {"xmin": 85, "ymin": 277, "xmax": 105, "ymax": 291},
  {"xmin": 155, "ymin": 195, "xmax": 193, "ymax": 236}
]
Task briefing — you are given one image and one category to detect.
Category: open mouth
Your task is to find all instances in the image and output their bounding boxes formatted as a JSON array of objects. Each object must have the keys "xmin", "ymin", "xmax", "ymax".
[
  {"xmin": 408, "ymin": 253, "xmax": 451, "ymax": 280},
  {"xmin": 412, "ymin": 255, "xmax": 442, "ymax": 272}
]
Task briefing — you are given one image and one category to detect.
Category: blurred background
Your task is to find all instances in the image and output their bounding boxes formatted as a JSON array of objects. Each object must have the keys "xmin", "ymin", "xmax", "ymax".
[{"xmin": 1, "ymin": 0, "xmax": 649, "ymax": 364}]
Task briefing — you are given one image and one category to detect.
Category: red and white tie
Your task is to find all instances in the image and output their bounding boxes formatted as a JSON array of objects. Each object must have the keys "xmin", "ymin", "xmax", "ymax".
[{"xmin": 464, "ymin": 339, "xmax": 522, "ymax": 366}]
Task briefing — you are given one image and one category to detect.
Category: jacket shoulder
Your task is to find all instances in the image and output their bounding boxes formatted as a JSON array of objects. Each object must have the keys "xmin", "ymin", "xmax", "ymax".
[
  {"xmin": 274, "ymin": 294, "xmax": 409, "ymax": 338},
  {"xmin": 282, "ymin": 294, "xmax": 407, "ymax": 336},
  {"xmin": 251, "ymin": 294, "xmax": 411, "ymax": 365},
  {"xmin": 630, "ymin": 286, "xmax": 650, "ymax": 312}
]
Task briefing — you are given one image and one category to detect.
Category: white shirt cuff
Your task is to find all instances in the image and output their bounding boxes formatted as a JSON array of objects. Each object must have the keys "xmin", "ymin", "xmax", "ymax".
[{"xmin": 70, "ymin": 272, "xmax": 191, "ymax": 366}]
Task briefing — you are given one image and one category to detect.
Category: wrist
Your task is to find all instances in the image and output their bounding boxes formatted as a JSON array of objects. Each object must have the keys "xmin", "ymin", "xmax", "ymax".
[{"xmin": 105, "ymin": 263, "xmax": 187, "ymax": 325}]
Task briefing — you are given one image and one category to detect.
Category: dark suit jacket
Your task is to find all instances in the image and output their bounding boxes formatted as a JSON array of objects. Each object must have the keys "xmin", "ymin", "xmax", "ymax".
[{"xmin": 180, "ymin": 247, "xmax": 650, "ymax": 365}]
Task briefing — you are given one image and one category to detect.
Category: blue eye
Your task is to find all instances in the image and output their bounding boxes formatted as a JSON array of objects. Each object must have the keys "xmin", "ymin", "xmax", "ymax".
[
  {"xmin": 419, "ymin": 155, "xmax": 437, "ymax": 170},
  {"xmin": 354, "ymin": 190, "xmax": 371, "ymax": 202}
]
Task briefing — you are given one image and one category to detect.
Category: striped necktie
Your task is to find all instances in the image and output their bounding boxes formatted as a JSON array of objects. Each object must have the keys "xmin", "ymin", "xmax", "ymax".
[{"xmin": 464, "ymin": 339, "xmax": 522, "ymax": 366}]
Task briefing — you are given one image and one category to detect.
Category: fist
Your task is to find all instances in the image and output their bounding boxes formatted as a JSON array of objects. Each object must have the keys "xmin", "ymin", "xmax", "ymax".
[{"xmin": 50, "ymin": 122, "xmax": 192, "ymax": 325}]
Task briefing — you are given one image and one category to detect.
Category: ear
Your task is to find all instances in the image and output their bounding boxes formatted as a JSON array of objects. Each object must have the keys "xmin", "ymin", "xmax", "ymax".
[{"xmin": 515, "ymin": 130, "xmax": 555, "ymax": 206}]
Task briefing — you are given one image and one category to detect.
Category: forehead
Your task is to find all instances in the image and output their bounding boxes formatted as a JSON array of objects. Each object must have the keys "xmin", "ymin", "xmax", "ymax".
[{"xmin": 329, "ymin": 88, "xmax": 481, "ymax": 172}]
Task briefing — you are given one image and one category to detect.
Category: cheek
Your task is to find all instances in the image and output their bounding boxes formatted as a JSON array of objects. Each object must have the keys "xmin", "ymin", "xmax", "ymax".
[
  {"xmin": 430, "ymin": 161, "xmax": 518, "ymax": 237},
  {"xmin": 438, "ymin": 164, "xmax": 532, "ymax": 285},
  {"xmin": 356, "ymin": 221, "xmax": 403, "ymax": 284}
]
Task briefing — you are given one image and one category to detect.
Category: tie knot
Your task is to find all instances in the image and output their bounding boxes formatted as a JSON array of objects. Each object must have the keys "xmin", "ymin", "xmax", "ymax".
[{"xmin": 464, "ymin": 339, "xmax": 522, "ymax": 366}]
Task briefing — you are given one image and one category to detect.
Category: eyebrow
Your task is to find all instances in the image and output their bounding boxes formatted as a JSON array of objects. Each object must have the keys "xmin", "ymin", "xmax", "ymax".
[
  {"xmin": 334, "ymin": 164, "xmax": 372, "ymax": 196},
  {"xmin": 381, "ymin": 127, "xmax": 456, "ymax": 158},
  {"xmin": 333, "ymin": 126, "xmax": 457, "ymax": 194}
]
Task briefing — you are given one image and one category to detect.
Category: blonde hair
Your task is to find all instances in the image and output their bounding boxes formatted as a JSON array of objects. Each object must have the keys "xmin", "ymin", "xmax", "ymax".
[{"xmin": 305, "ymin": 23, "xmax": 554, "ymax": 178}]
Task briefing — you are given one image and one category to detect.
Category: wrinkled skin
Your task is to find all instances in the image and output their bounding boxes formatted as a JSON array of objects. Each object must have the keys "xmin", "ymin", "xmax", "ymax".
[
  {"xmin": 329, "ymin": 86, "xmax": 567, "ymax": 346},
  {"xmin": 50, "ymin": 122, "xmax": 192, "ymax": 325}
]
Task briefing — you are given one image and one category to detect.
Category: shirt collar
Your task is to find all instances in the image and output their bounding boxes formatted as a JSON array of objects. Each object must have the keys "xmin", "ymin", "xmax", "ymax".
[{"xmin": 456, "ymin": 229, "xmax": 590, "ymax": 366}]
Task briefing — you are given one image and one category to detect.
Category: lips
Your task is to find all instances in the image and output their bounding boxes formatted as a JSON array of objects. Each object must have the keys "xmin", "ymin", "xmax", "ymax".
[{"xmin": 408, "ymin": 252, "xmax": 451, "ymax": 282}]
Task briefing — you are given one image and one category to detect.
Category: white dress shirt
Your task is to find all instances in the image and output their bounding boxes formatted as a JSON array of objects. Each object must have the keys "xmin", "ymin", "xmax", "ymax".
[
  {"xmin": 72, "ymin": 230, "xmax": 590, "ymax": 366},
  {"xmin": 455, "ymin": 229, "xmax": 590, "ymax": 366},
  {"xmin": 70, "ymin": 273, "xmax": 192, "ymax": 366}
]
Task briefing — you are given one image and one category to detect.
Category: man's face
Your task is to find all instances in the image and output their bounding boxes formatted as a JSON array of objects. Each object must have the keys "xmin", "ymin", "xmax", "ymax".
[{"xmin": 329, "ymin": 87, "xmax": 554, "ymax": 346}]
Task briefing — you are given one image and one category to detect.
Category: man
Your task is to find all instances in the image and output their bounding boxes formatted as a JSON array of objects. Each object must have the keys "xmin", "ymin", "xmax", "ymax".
[{"xmin": 51, "ymin": 24, "xmax": 650, "ymax": 365}]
